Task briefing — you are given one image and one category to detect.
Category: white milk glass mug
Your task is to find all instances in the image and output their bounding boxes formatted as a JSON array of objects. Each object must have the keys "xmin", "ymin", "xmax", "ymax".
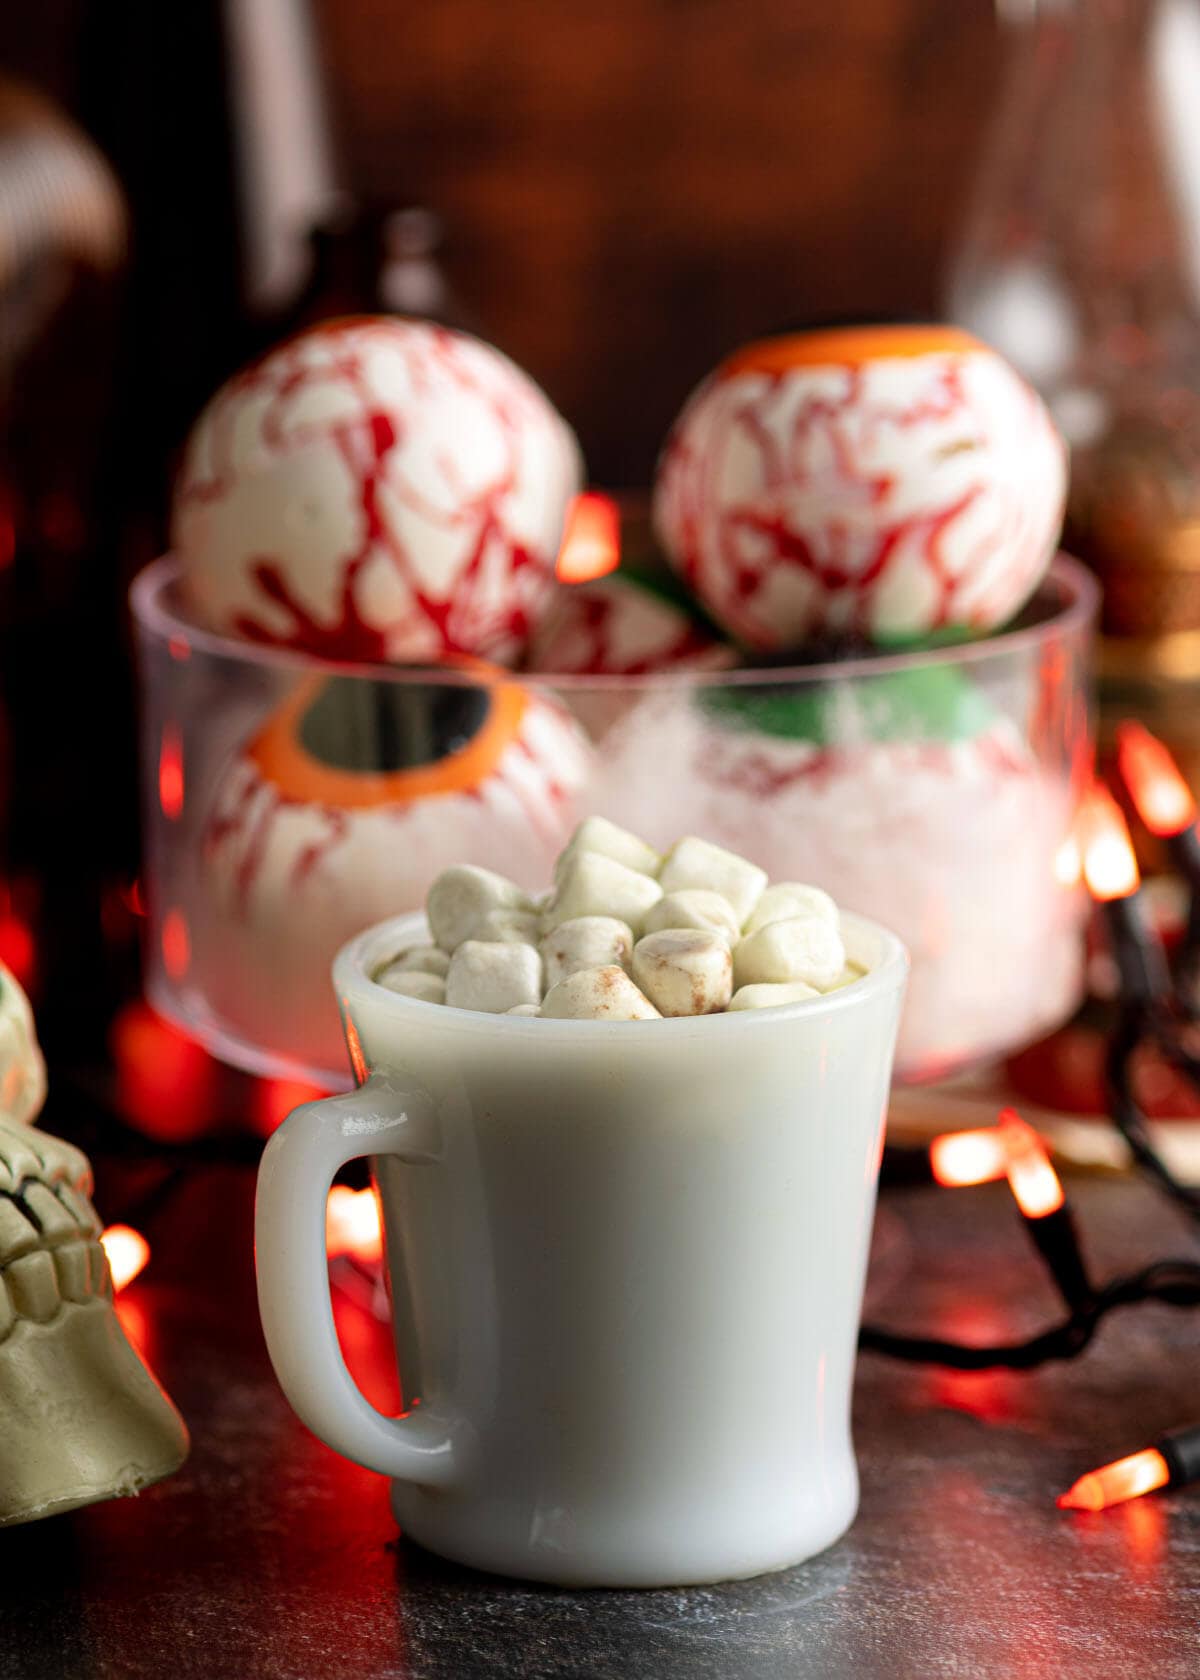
[{"xmin": 255, "ymin": 910, "xmax": 907, "ymax": 1588}]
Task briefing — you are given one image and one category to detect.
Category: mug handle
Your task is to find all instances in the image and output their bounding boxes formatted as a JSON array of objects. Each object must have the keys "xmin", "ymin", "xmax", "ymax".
[{"xmin": 255, "ymin": 1074, "xmax": 466, "ymax": 1487}]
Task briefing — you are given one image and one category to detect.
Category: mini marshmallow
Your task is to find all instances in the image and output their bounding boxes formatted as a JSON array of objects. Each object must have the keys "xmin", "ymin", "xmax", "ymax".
[
  {"xmin": 829, "ymin": 964, "xmax": 865, "ymax": 992},
  {"xmin": 632, "ymin": 929, "xmax": 733, "ymax": 1017},
  {"xmin": 473, "ymin": 909, "xmax": 541, "ymax": 945},
  {"xmin": 541, "ymin": 916, "xmax": 634, "ymax": 988},
  {"xmin": 744, "ymin": 882, "xmax": 839, "ymax": 936},
  {"xmin": 445, "ymin": 940, "xmax": 543, "ymax": 1013},
  {"xmin": 643, "ymin": 889, "xmax": 740, "ymax": 946},
  {"xmin": 733, "ymin": 915, "xmax": 846, "ymax": 990},
  {"xmin": 378, "ymin": 946, "xmax": 451, "ymax": 980},
  {"xmin": 728, "ymin": 981, "xmax": 820, "ymax": 1011},
  {"xmin": 555, "ymin": 816, "xmax": 660, "ymax": 880},
  {"xmin": 376, "ymin": 969, "xmax": 446, "ymax": 1004},
  {"xmin": 427, "ymin": 865, "xmax": 533, "ymax": 953},
  {"xmin": 540, "ymin": 966, "xmax": 661, "ymax": 1020},
  {"xmin": 542, "ymin": 851, "xmax": 663, "ymax": 935},
  {"xmin": 657, "ymin": 837, "xmax": 767, "ymax": 927},
  {"xmin": 506, "ymin": 1003, "xmax": 541, "ymax": 1017}
]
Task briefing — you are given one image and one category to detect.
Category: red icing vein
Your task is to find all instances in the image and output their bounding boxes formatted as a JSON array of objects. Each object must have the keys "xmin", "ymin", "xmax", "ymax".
[
  {"xmin": 177, "ymin": 321, "xmax": 565, "ymax": 662},
  {"xmin": 656, "ymin": 353, "xmax": 1061, "ymax": 649}
]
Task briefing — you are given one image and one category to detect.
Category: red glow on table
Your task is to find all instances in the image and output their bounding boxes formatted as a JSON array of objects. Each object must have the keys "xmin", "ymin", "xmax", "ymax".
[
  {"xmin": 1122, "ymin": 1489, "xmax": 1167, "ymax": 1577},
  {"xmin": 997, "ymin": 1108, "xmax": 1064, "ymax": 1218},
  {"xmin": 101, "ymin": 1224, "xmax": 150, "ymax": 1292},
  {"xmin": 110, "ymin": 999, "xmax": 219, "ymax": 1142},
  {"xmin": 555, "ymin": 492, "xmax": 621, "ymax": 583},
  {"xmin": 161, "ymin": 909, "xmax": 191, "ymax": 979},
  {"xmin": 1081, "ymin": 782, "xmax": 1141, "ymax": 902},
  {"xmin": 158, "ymin": 724, "xmax": 185, "ymax": 820},
  {"xmin": 1058, "ymin": 1447, "xmax": 1171, "ymax": 1511},
  {"xmin": 930, "ymin": 1128, "xmax": 1009, "ymax": 1187},
  {"xmin": 254, "ymin": 1076, "xmax": 329, "ymax": 1137},
  {"xmin": 326, "ymin": 1186, "xmax": 383, "ymax": 1263},
  {"xmin": 1116, "ymin": 721, "xmax": 1197, "ymax": 839}
]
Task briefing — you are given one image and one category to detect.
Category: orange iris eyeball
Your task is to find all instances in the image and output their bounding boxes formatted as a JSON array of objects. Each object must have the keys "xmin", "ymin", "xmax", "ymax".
[{"xmin": 190, "ymin": 668, "xmax": 590, "ymax": 1075}]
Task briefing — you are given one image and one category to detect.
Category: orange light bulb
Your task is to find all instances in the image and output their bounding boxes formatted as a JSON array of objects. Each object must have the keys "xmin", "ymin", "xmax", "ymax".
[
  {"xmin": 326, "ymin": 1186, "xmax": 383, "ymax": 1264},
  {"xmin": 998, "ymin": 1108, "xmax": 1065, "ymax": 1218},
  {"xmin": 555, "ymin": 492, "xmax": 621, "ymax": 583},
  {"xmin": 1058, "ymin": 1447, "xmax": 1172, "ymax": 1511},
  {"xmin": 1116, "ymin": 721, "xmax": 1197, "ymax": 839},
  {"xmin": 101, "ymin": 1224, "xmax": 151, "ymax": 1293},
  {"xmin": 1080, "ymin": 782, "xmax": 1141, "ymax": 903},
  {"xmin": 1053, "ymin": 832, "xmax": 1082, "ymax": 889},
  {"xmin": 930, "ymin": 1128, "xmax": 1009, "ymax": 1188}
]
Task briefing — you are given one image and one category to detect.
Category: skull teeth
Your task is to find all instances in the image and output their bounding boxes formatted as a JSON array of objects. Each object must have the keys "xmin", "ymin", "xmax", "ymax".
[
  {"xmin": 0, "ymin": 1171, "xmax": 115, "ymax": 1342},
  {"xmin": 0, "ymin": 1180, "xmax": 104, "ymax": 1265},
  {"xmin": 0, "ymin": 1108, "xmax": 188, "ymax": 1525},
  {"xmin": 53, "ymin": 1184, "xmax": 102, "ymax": 1237},
  {"xmin": 53, "ymin": 1240, "xmax": 103, "ymax": 1304},
  {"xmin": 7, "ymin": 1251, "xmax": 59, "ymax": 1322},
  {"xmin": 0, "ymin": 1197, "xmax": 38, "ymax": 1261},
  {"xmin": 20, "ymin": 1182, "xmax": 83, "ymax": 1246},
  {"xmin": 0, "ymin": 1240, "xmax": 113, "ymax": 1341}
]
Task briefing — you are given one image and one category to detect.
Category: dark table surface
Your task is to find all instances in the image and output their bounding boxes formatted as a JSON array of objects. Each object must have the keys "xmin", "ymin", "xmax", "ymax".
[{"xmin": 1, "ymin": 1161, "xmax": 1198, "ymax": 1680}]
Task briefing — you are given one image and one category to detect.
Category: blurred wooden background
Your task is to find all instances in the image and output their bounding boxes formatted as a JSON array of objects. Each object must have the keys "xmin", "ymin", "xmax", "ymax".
[
  {"xmin": 319, "ymin": 0, "xmax": 999, "ymax": 480},
  {"xmin": 2, "ymin": 0, "xmax": 999, "ymax": 483}
]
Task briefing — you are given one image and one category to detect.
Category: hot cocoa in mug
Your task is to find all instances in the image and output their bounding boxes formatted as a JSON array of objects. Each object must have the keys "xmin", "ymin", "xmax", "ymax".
[{"xmin": 256, "ymin": 827, "xmax": 907, "ymax": 1587}]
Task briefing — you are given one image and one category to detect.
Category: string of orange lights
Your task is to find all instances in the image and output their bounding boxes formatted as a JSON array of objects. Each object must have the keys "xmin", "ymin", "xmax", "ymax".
[
  {"xmin": 1116, "ymin": 719, "xmax": 1200, "ymax": 1007},
  {"xmin": 860, "ymin": 1105, "xmax": 1200, "ymax": 1370},
  {"xmin": 862, "ymin": 724, "xmax": 1200, "ymax": 1356},
  {"xmin": 1059, "ymin": 1424, "xmax": 1200, "ymax": 1512},
  {"xmin": 1091, "ymin": 742, "xmax": 1200, "ymax": 1227}
]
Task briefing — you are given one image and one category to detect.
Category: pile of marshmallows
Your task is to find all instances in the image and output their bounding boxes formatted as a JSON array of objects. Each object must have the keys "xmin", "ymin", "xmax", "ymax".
[{"xmin": 374, "ymin": 819, "xmax": 862, "ymax": 1020}]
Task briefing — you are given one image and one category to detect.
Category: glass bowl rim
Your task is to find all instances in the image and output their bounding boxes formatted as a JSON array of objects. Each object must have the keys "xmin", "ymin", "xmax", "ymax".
[{"xmin": 130, "ymin": 551, "xmax": 1098, "ymax": 691}]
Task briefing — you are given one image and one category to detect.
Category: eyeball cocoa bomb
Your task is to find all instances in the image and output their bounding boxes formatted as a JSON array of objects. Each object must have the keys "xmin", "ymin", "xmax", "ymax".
[
  {"xmin": 194, "ymin": 670, "xmax": 590, "ymax": 1072},
  {"xmin": 578, "ymin": 677, "xmax": 1082, "ymax": 1076},
  {"xmin": 171, "ymin": 317, "xmax": 582, "ymax": 663},
  {"xmin": 530, "ymin": 569, "xmax": 735, "ymax": 676},
  {"xmin": 652, "ymin": 324, "xmax": 1067, "ymax": 650}
]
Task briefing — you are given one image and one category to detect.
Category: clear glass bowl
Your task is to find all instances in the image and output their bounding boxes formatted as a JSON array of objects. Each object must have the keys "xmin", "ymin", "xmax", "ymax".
[{"xmin": 131, "ymin": 554, "xmax": 1097, "ymax": 1089}]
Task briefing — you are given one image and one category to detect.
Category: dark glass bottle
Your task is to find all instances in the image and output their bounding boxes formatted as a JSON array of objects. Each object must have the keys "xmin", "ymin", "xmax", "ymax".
[{"xmin": 948, "ymin": 0, "xmax": 1200, "ymax": 651}]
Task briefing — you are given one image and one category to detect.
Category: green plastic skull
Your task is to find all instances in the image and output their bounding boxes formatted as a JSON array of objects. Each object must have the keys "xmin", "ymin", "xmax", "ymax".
[{"xmin": 0, "ymin": 971, "xmax": 188, "ymax": 1524}]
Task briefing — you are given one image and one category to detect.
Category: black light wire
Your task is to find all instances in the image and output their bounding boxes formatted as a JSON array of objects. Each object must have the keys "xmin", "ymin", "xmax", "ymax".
[
  {"xmin": 858, "ymin": 997, "xmax": 1200, "ymax": 1370},
  {"xmin": 1112, "ymin": 1002, "xmax": 1200, "ymax": 1225}
]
